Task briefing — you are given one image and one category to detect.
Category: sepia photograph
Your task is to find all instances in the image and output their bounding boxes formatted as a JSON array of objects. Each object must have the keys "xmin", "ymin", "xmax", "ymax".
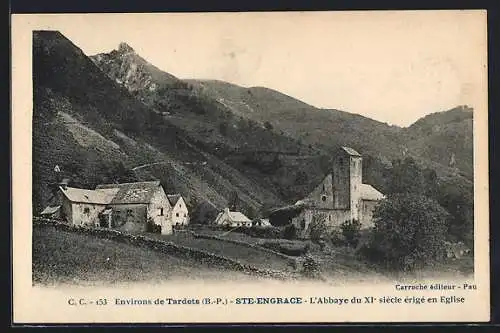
[{"xmin": 12, "ymin": 10, "xmax": 489, "ymax": 323}]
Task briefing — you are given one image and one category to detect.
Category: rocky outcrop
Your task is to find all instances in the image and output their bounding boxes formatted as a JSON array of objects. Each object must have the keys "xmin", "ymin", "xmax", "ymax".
[{"xmin": 90, "ymin": 42, "xmax": 179, "ymax": 93}]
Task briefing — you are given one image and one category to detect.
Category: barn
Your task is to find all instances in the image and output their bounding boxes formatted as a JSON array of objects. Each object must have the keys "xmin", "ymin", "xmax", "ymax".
[{"xmin": 39, "ymin": 181, "xmax": 189, "ymax": 235}]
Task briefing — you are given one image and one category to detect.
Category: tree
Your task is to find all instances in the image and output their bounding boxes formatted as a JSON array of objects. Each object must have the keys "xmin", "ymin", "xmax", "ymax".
[
  {"xmin": 228, "ymin": 190, "xmax": 240, "ymax": 211},
  {"xmin": 190, "ymin": 201, "xmax": 218, "ymax": 225},
  {"xmin": 341, "ymin": 219, "xmax": 362, "ymax": 248},
  {"xmin": 388, "ymin": 157, "xmax": 427, "ymax": 195},
  {"xmin": 436, "ymin": 180, "xmax": 474, "ymax": 247},
  {"xmin": 366, "ymin": 193, "xmax": 449, "ymax": 271}
]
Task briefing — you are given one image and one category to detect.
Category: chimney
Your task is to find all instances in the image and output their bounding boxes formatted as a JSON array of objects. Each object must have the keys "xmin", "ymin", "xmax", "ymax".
[{"xmin": 224, "ymin": 207, "xmax": 230, "ymax": 214}]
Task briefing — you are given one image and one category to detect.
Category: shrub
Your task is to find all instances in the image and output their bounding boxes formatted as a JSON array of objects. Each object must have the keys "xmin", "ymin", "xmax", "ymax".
[
  {"xmin": 341, "ymin": 219, "xmax": 362, "ymax": 248},
  {"xmin": 146, "ymin": 218, "xmax": 161, "ymax": 234},
  {"xmin": 328, "ymin": 229, "xmax": 345, "ymax": 247},
  {"xmin": 282, "ymin": 224, "xmax": 298, "ymax": 240},
  {"xmin": 365, "ymin": 193, "xmax": 449, "ymax": 271},
  {"xmin": 301, "ymin": 256, "xmax": 321, "ymax": 278},
  {"xmin": 309, "ymin": 215, "xmax": 327, "ymax": 242}
]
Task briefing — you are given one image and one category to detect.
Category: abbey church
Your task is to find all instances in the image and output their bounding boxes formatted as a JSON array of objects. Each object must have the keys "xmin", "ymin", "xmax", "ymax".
[{"xmin": 270, "ymin": 147, "xmax": 385, "ymax": 238}]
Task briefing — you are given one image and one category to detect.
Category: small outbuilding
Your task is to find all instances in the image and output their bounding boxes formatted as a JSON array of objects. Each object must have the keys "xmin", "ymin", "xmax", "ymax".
[{"xmin": 214, "ymin": 208, "xmax": 252, "ymax": 228}]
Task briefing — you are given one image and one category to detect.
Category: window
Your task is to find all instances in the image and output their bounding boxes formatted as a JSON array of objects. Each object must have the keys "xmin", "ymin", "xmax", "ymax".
[
  {"xmin": 321, "ymin": 195, "xmax": 327, "ymax": 202},
  {"xmin": 176, "ymin": 213, "xmax": 179, "ymax": 217},
  {"xmin": 126, "ymin": 209, "xmax": 133, "ymax": 217},
  {"xmin": 83, "ymin": 207, "xmax": 90, "ymax": 215},
  {"xmin": 159, "ymin": 208, "xmax": 164, "ymax": 216}
]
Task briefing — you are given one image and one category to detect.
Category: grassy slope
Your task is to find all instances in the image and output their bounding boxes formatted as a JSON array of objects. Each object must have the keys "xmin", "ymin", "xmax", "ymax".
[
  {"xmin": 33, "ymin": 225, "xmax": 250, "ymax": 286},
  {"xmin": 32, "ymin": 31, "xmax": 285, "ymax": 216}
]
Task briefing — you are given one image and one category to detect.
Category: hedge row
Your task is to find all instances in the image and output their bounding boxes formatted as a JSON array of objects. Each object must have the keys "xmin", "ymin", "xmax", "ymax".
[{"xmin": 33, "ymin": 218, "xmax": 294, "ymax": 280}]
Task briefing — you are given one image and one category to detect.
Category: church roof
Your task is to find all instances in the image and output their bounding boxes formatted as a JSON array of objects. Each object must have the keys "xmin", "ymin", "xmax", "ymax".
[
  {"xmin": 341, "ymin": 146, "xmax": 362, "ymax": 157},
  {"xmin": 95, "ymin": 181, "xmax": 161, "ymax": 204},
  {"xmin": 360, "ymin": 184, "xmax": 385, "ymax": 201}
]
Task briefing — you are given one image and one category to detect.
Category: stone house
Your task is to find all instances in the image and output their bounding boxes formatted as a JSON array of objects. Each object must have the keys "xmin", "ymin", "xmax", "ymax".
[
  {"xmin": 269, "ymin": 147, "xmax": 385, "ymax": 238},
  {"xmin": 252, "ymin": 218, "xmax": 272, "ymax": 227},
  {"xmin": 214, "ymin": 208, "xmax": 252, "ymax": 228},
  {"xmin": 167, "ymin": 194, "xmax": 189, "ymax": 226},
  {"xmin": 40, "ymin": 181, "xmax": 188, "ymax": 235}
]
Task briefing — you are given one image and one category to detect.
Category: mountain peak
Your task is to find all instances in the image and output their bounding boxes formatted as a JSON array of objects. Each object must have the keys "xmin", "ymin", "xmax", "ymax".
[{"xmin": 117, "ymin": 42, "xmax": 135, "ymax": 54}]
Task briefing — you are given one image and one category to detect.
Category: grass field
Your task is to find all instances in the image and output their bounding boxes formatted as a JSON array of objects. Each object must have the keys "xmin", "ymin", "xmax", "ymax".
[
  {"xmin": 140, "ymin": 231, "xmax": 294, "ymax": 273},
  {"xmin": 32, "ymin": 225, "xmax": 253, "ymax": 286},
  {"xmin": 167, "ymin": 227, "xmax": 475, "ymax": 283},
  {"xmin": 33, "ymin": 223, "xmax": 474, "ymax": 287}
]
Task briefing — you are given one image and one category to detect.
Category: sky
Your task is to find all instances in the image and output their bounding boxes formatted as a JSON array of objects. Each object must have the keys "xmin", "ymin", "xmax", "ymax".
[{"xmin": 19, "ymin": 11, "xmax": 487, "ymax": 126}]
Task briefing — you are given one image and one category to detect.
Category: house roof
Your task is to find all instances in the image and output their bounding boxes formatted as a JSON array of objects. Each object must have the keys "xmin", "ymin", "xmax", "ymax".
[
  {"xmin": 221, "ymin": 210, "xmax": 251, "ymax": 223},
  {"xmin": 360, "ymin": 184, "xmax": 385, "ymax": 201},
  {"xmin": 167, "ymin": 194, "xmax": 182, "ymax": 206},
  {"xmin": 59, "ymin": 186, "xmax": 119, "ymax": 204},
  {"xmin": 341, "ymin": 146, "xmax": 362, "ymax": 157},
  {"xmin": 95, "ymin": 181, "xmax": 161, "ymax": 204},
  {"xmin": 228, "ymin": 211, "xmax": 251, "ymax": 222},
  {"xmin": 40, "ymin": 205, "xmax": 61, "ymax": 215}
]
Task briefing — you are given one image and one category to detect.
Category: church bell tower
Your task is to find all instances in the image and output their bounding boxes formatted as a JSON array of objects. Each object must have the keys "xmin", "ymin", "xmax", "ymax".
[{"xmin": 332, "ymin": 147, "xmax": 362, "ymax": 220}]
